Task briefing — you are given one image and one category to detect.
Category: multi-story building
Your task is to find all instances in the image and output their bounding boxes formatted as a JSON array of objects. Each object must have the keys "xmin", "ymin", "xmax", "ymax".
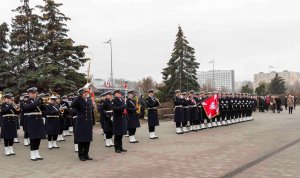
[
  {"xmin": 198, "ymin": 70, "xmax": 235, "ymax": 92},
  {"xmin": 253, "ymin": 70, "xmax": 300, "ymax": 89}
]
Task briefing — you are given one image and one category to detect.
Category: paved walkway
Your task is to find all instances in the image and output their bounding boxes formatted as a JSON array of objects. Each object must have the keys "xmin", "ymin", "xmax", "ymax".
[{"xmin": 0, "ymin": 108, "xmax": 300, "ymax": 178}]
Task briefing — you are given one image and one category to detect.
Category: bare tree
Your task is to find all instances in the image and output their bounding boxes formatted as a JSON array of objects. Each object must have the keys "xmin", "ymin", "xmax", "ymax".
[{"xmin": 138, "ymin": 77, "xmax": 157, "ymax": 95}]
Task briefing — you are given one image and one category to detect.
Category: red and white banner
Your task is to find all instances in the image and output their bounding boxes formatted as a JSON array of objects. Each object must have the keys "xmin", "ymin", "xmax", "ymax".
[{"xmin": 202, "ymin": 94, "xmax": 219, "ymax": 119}]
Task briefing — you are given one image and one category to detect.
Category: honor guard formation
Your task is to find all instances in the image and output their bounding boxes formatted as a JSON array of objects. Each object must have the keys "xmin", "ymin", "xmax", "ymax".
[
  {"xmin": 172, "ymin": 90, "xmax": 255, "ymax": 134},
  {"xmin": 0, "ymin": 86, "xmax": 262, "ymax": 162}
]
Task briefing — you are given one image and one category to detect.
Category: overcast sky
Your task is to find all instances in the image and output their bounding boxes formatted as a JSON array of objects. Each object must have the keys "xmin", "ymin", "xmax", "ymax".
[{"xmin": 1, "ymin": 0, "xmax": 300, "ymax": 82}]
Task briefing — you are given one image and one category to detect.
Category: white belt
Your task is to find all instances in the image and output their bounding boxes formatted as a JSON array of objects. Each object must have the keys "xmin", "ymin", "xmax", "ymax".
[
  {"xmin": 73, "ymin": 116, "xmax": 77, "ymax": 119},
  {"xmin": 2, "ymin": 114, "xmax": 18, "ymax": 117},
  {"xmin": 47, "ymin": 115, "xmax": 59, "ymax": 118},
  {"xmin": 106, "ymin": 111, "xmax": 113, "ymax": 113},
  {"xmin": 148, "ymin": 107, "xmax": 157, "ymax": 110},
  {"xmin": 27, "ymin": 112, "xmax": 42, "ymax": 116},
  {"xmin": 174, "ymin": 105, "xmax": 183, "ymax": 108},
  {"xmin": 183, "ymin": 106, "xmax": 189, "ymax": 109}
]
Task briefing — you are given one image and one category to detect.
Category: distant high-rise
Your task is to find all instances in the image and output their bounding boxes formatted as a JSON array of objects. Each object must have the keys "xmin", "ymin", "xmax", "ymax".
[
  {"xmin": 253, "ymin": 70, "xmax": 300, "ymax": 89},
  {"xmin": 198, "ymin": 70, "xmax": 235, "ymax": 92}
]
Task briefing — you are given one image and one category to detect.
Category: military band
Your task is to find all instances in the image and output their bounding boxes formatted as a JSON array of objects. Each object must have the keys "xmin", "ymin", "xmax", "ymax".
[{"xmin": 0, "ymin": 87, "xmax": 256, "ymax": 161}]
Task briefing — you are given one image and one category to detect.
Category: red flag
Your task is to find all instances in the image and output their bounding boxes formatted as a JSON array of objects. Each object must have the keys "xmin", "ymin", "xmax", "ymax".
[{"xmin": 202, "ymin": 94, "xmax": 219, "ymax": 119}]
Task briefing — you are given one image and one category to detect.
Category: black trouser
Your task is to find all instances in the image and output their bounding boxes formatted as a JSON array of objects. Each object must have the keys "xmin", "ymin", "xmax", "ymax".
[
  {"xmin": 114, "ymin": 135, "xmax": 123, "ymax": 151},
  {"xmin": 106, "ymin": 131, "xmax": 113, "ymax": 139},
  {"xmin": 78, "ymin": 142, "xmax": 90, "ymax": 159},
  {"xmin": 182, "ymin": 122, "xmax": 187, "ymax": 127},
  {"xmin": 48, "ymin": 135, "xmax": 58, "ymax": 141},
  {"xmin": 289, "ymin": 107, "xmax": 293, "ymax": 114},
  {"xmin": 30, "ymin": 139, "xmax": 41, "ymax": 151},
  {"xmin": 128, "ymin": 128, "xmax": 136, "ymax": 136},
  {"xmin": 175, "ymin": 122, "xmax": 181, "ymax": 128},
  {"xmin": 285, "ymin": 104, "xmax": 288, "ymax": 110},
  {"xmin": 148, "ymin": 126, "xmax": 155, "ymax": 132},
  {"xmin": 24, "ymin": 132, "xmax": 29, "ymax": 139},
  {"xmin": 140, "ymin": 108, "xmax": 145, "ymax": 119},
  {"xmin": 193, "ymin": 120, "xmax": 200, "ymax": 125},
  {"xmin": 4, "ymin": 139, "xmax": 14, "ymax": 147}
]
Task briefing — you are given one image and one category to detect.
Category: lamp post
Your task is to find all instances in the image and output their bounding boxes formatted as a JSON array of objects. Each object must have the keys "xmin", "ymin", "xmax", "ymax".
[{"xmin": 104, "ymin": 38, "xmax": 113, "ymax": 89}]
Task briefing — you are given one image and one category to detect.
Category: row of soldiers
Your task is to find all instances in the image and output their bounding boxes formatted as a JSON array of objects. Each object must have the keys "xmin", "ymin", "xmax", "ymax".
[
  {"xmin": 173, "ymin": 90, "xmax": 256, "ymax": 134},
  {"xmin": 0, "ymin": 87, "xmax": 161, "ymax": 161}
]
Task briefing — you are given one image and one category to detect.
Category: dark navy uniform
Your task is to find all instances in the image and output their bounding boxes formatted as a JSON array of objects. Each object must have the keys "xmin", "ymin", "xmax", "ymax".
[
  {"xmin": 126, "ymin": 97, "xmax": 140, "ymax": 143},
  {"xmin": 146, "ymin": 96, "xmax": 160, "ymax": 127},
  {"xmin": 127, "ymin": 98, "xmax": 140, "ymax": 129},
  {"xmin": 45, "ymin": 104, "xmax": 60, "ymax": 137},
  {"xmin": 174, "ymin": 96, "xmax": 184, "ymax": 124},
  {"xmin": 0, "ymin": 102, "xmax": 19, "ymax": 140},
  {"xmin": 71, "ymin": 93, "xmax": 94, "ymax": 161},
  {"xmin": 112, "ymin": 97, "xmax": 127, "ymax": 136},
  {"xmin": 182, "ymin": 95, "xmax": 190, "ymax": 132},
  {"xmin": 24, "ymin": 98, "xmax": 46, "ymax": 140},
  {"xmin": 112, "ymin": 95, "xmax": 128, "ymax": 152}
]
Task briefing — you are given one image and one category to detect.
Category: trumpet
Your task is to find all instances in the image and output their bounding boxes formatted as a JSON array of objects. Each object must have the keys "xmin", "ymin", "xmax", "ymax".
[{"xmin": 11, "ymin": 102, "xmax": 20, "ymax": 112}]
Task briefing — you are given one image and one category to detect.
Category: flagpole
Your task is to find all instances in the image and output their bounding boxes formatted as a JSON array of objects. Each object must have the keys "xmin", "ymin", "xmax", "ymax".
[{"xmin": 104, "ymin": 38, "xmax": 113, "ymax": 90}]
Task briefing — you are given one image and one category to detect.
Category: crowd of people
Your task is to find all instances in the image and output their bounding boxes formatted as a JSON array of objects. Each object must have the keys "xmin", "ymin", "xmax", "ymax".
[
  {"xmin": 0, "ymin": 86, "xmax": 297, "ymax": 162},
  {"xmin": 257, "ymin": 95, "xmax": 297, "ymax": 114}
]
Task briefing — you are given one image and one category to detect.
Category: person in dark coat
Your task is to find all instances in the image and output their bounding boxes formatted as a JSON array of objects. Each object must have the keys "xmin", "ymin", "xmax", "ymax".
[
  {"xmin": 98, "ymin": 93, "xmax": 106, "ymax": 139},
  {"xmin": 98, "ymin": 91, "xmax": 114, "ymax": 147},
  {"xmin": 45, "ymin": 96, "xmax": 61, "ymax": 149},
  {"xmin": 61, "ymin": 95, "xmax": 72, "ymax": 137},
  {"xmin": 112, "ymin": 89, "xmax": 128, "ymax": 153},
  {"xmin": 71, "ymin": 88, "xmax": 94, "ymax": 161},
  {"xmin": 69, "ymin": 98, "xmax": 78, "ymax": 152},
  {"xmin": 23, "ymin": 87, "xmax": 46, "ymax": 161},
  {"xmin": 126, "ymin": 90, "xmax": 140, "ymax": 143},
  {"xmin": 57, "ymin": 97, "xmax": 66, "ymax": 142},
  {"xmin": 139, "ymin": 95, "xmax": 146, "ymax": 119},
  {"xmin": 275, "ymin": 96, "xmax": 282, "ymax": 113},
  {"xmin": 1, "ymin": 94, "xmax": 20, "ymax": 156},
  {"xmin": 146, "ymin": 89, "xmax": 160, "ymax": 139},
  {"xmin": 174, "ymin": 90, "xmax": 184, "ymax": 134},
  {"xmin": 181, "ymin": 92, "xmax": 190, "ymax": 133},
  {"xmin": 20, "ymin": 93, "xmax": 30, "ymax": 146},
  {"xmin": 188, "ymin": 90, "xmax": 198, "ymax": 131}
]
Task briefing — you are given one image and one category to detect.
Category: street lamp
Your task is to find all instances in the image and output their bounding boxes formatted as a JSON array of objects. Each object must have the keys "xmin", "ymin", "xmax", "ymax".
[{"xmin": 104, "ymin": 38, "xmax": 113, "ymax": 89}]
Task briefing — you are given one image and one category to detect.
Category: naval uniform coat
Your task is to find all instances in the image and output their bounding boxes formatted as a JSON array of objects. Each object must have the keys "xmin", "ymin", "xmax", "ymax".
[
  {"xmin": 126, "ymin": 98, "xmax": 140, "ymax": 129},
  {"xmin": 98, "ymin": 98, "xmax": 113, "ymax": 133},
  {"xmin": 146, "ymin": 96, "xmax": 160, "ymax": 127},
  {"xmin": 0, "ymin": 102, "xmax": 19, "ymax": 139},
  {"xmin": 71, "ymin": 96, "xmax": 93, "ymax": 142},
  {"xmin": 45, "ymin": 103, "xmax": 60, "ymax": 135},
  {"xmin": 189, "ymin": 98, "xmax": 198, "ymax": 122},
  {"xmin": 112, "ymin": 97, "xmax": 128, "ymax": 136},
  {"xmin": 23, "ymin": 98, "xmax": 46, "ymax": 139},
  {"xmin": 182, "ymin": 98, "xmax": 190, "ymax": 123},
  {"xmin": 174, "ymin": 96, "xmax": 184, "ymax": 123}
]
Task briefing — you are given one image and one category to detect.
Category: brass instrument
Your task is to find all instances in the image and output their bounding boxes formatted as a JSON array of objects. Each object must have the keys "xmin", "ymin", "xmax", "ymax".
[
  {"xmin": 10, "ymin": 102, "xmax": 21, "ymax": 112},
  {"xmin": 135, "ymin": 96, "xmax": 141, "ymax": 114}
]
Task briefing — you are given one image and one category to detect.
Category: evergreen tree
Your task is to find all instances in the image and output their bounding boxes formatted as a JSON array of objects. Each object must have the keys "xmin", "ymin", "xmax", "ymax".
[
  {"xmin": 0, "ymin": 22, "xmax": 13, "ymax": 92},
  {"xmin": 268, "ymin": 73, "xmax": 286, "ymax": 94},
  {"xmin": 37, "ymin": 0, "xmax": 88, "ymax": 94},
  {"xmin": 241, "ymin": 84, "xmax": 253, "ymax": 94},
  {"xmin": 255, "ymin": 82, "xmax": 267, "ymax": 96},
  {"xmin": 9, "ymin": 0, "xmax": 44, "ymax": 92},
  {"xmin": 162, "ymin": 26, "xmax": 199, "ymax": 96}
]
